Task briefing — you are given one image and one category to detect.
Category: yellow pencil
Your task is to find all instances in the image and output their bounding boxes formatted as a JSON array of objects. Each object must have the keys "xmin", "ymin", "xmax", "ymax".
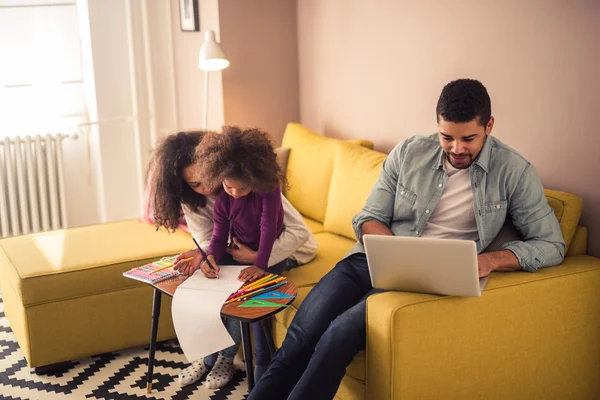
[
  {"xmin": 243, "ymin": 276, "xmax": 286, "ymax": 293},
  {"xmin": 150, "ymin": 257, "xmax": 193, "ymax": 274},
  {"xmin": 242, "ymin": 273, "xmax": 275, "ymax": 290}
]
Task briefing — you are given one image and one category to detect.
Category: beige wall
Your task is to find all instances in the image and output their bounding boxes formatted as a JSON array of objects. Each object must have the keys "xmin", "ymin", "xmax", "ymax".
[
  {"xmin": 170, "ymin": 0, "xmax": 225, "ymax": 131},
  {"xmin": 297, "ymin": 0, "xmax": 600, "ymax": 257},
  {"xmin": 219, "ymin": 0, "xmax": 299, "ymax": 145}
]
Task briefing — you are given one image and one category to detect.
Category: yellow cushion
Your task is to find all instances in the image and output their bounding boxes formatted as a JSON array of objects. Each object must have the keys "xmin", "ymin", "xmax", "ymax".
[
  {"xmin": 324, "ymin": 141, "xmax": 387, "ymax": 240},
  {"xmin": 282, "ymin": 123, "xmax": 339, "ymax": 222},
  {"xmin": 282, "ymin": 123, "xmax": 374, "ymax": 223},
  {"xmin": 566, "ymin": 225, "xmax": 587, "ymax": 257},
  {"xmin": 303, "ymin": 216, "xmax": 325, "ymax": 234},
  {"xmin": 283, "ymin": 232, "xmax": 355, "ymax": 288},
  {"xmin": 0, "ymin": 220, "xmax": 192, "ymax": 306},
  {"xmin": 544, "ymin": 189, "xmax": 583, "ymax": 253}
]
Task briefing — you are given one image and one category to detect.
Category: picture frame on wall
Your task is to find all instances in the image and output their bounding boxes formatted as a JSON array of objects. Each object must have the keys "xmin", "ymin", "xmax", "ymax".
[{"xmin": 179, "ymin": 0, "xmax": 200, "ymax": 32}]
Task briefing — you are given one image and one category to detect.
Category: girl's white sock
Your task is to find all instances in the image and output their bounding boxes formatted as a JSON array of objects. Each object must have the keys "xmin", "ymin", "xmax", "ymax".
[
  {"xmin": 205, "ymin": 354, "xmax": 235, "ymax": 389},
  {"xmin": 177, "ymin": 358, "xmax": 208, "ymax": 386}
]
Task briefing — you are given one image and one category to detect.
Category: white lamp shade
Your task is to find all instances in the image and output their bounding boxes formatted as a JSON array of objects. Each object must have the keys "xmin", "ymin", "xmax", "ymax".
[{"xmin": 198, "ymin": 30, "xmax": 230, "ymax": 71}]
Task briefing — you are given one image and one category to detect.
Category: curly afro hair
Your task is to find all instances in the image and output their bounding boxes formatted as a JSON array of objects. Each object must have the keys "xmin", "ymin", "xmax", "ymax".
[
  {"xmin": 436, "ymin": 79, "xmax": 491, "ymax": 126},
  {"xmin": 150, "ymin": 130, "xmax": 210, "ymax": 231},
  {"xmin": 193, "ymin": 126, "xmax": 282, "ymax": 194}
]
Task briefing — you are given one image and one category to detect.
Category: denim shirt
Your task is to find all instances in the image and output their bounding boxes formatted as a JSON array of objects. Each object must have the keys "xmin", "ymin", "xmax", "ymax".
[{"xmin": 350, "ymin": 133, "xmax": 565, "ymax": 272}]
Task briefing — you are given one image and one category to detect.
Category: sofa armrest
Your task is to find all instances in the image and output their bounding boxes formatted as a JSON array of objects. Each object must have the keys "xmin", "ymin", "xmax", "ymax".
[{"xmin": 366, "ymin": 255, "xmax": 600, "ymax": 400}]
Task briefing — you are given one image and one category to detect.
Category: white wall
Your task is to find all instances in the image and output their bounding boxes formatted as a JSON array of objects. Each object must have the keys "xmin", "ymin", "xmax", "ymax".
[{"xmin": 170, "ymin": 0, "xmax": 224, "ymax": 131}]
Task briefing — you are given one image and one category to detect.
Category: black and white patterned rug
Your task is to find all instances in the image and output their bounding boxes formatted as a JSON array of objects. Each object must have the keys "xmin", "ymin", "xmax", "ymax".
[{"xmin": 0, "ymin": 297, "xmax": 249, "ymax": 399}]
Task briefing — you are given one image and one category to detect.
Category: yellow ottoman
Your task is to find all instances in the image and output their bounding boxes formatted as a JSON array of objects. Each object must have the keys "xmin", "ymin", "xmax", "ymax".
[{"xmin": 0, "ymin": 220, "xmax": 192, "ymax": 369}]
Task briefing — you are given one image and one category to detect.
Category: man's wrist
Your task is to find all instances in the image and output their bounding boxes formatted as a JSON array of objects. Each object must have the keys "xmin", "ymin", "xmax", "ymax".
[{"xmin": 487, "ymin": 250, "xmax": 521, "ymax": 272}]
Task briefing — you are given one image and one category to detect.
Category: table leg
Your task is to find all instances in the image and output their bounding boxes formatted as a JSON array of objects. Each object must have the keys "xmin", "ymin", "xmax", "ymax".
[
  {"xmin": 241, "ymin": 321, "xmax": 255, "ymax": 391},
  {"xmin": 261, "ymin": 319, "xmax": 276, "ymax": 358},
  {"xmin": 146, "ymin": 288, "xmax": 162, "ymax": 394}
]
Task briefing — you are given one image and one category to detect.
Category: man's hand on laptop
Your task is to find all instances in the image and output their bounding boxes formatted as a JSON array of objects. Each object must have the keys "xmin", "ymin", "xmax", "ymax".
[{"xmin": 477, "ymin": 251, "xmax": 522, "ymax": 277}]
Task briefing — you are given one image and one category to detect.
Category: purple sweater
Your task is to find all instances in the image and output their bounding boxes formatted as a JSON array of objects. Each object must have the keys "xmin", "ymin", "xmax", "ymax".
[{"xmin": 208, "ymin": 188, "xmax": 284, "ymax": 269}]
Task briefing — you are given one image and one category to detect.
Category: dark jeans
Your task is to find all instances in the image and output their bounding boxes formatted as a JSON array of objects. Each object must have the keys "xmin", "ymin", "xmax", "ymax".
[
  {"xmin": 218, "ymin": 253, "xmax": 295, "ymax": 383},
  {"xmin": 247, "ymin": 253, "xmax": 381, "ymax": 400}
]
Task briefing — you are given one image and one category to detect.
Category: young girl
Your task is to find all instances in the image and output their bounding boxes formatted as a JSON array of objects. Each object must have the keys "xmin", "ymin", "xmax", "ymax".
[
  {"xmin": 185, "ymin": 126, "xmax": 291, "ymax": 381},
  {"xmin": 150, "ymin": 129, "xmax": 317, "ymax": 389}
]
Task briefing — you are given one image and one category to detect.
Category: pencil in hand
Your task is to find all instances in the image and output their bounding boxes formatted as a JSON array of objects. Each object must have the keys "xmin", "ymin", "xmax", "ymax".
[{"xmin": 193, "ymin": 238, "xmax": 219, "ymax": 279}]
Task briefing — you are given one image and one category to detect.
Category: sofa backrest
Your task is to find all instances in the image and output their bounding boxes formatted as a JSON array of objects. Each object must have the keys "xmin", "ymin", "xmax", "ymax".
[
  {"xmin": 283, "ymin": 123, "xmax": 585, "ymax": 255},
  {"xmin": 281, "ymin": 123, "xmax": 372, "ymax": 223},
  {"xmin": 323, "ymin": 141, "xmax": 386, "ymax": 239},
  {"xmin": 544, "ymin": 189, "xmax": 583, "ymax": 254}
]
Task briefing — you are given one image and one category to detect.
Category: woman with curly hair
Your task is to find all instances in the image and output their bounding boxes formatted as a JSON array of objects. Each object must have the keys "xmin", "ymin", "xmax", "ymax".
[
  {"xmin": 150, "ymin": 129, "xmax": 317, "ymax": 389},
  {"xmin": 173, "ymin": 126, "xmax": 299, "ymax": 386}
]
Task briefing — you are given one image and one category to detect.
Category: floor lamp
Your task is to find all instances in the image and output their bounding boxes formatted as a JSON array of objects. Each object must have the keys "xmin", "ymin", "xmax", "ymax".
[{"xmin": 198, "ymin": 30, "xmax": 230, "ymax": 130}]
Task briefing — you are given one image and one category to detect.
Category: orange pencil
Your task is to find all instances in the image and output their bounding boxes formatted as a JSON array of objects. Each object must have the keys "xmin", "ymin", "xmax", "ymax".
[
  {"xmin": 239, "ymin": 276, "xmax": 286, "ymax": 294},
  {"xmin": 241, "ymin": 273, "xmax": 275, "ymax": 290},
  {"xmin": 244, "ymin": 273, "xmax": 278, "ymax": 290}
]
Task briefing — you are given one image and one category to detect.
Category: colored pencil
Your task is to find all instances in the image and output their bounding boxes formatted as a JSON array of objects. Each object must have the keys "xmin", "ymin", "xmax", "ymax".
[
  {"xmin": 242, "ymin": 273, "xmax": 275, "ymax": 290},
  {"xmin": 150, "ymin": 257, "xmax": 193, "ymax": 274},
  {"xmin": 225, "ymin": 281, "xmax": 287, "ymax": 304},
  {"xmin": 226, "ymin": 274, "xmax": 274, "ymax": 301},
  {"xmin": 225, "ymin": 278, "xmax": 287, "ymax": 303},
  {"xmin": 245, "ymin": 276, "xmax": 286, "ymax": 292}
]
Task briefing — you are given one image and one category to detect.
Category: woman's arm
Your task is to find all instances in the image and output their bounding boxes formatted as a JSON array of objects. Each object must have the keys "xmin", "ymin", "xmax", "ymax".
[
  {"xmin": 207, "ymin": 192, "xmax": 230, "ymax": 263},
  {"xmin": 254, "ymin": 189, "xmax": 283, "ymax": 269},
  {"xmin": 181, "ymin": 199, "xmax": 215, "ymax": 251},
  {"xmin": 268, "ymin": 194, "xmax": 313, "ymax": 265}
]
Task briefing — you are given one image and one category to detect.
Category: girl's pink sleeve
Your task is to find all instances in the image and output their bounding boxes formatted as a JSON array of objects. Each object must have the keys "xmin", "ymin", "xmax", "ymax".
[
  {"xmin": 255, "ymin": 188, "xmax": 283, "ymax": 269},
  {"xmin": 208, "ymin": 192, "xmax": 230, "ymax": 262}
]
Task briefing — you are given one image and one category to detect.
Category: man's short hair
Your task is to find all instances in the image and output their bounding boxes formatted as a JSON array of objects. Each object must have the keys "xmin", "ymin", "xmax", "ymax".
[{"xmin": 436, "ymin": 79, "xmax": 491, "ymax": 127}]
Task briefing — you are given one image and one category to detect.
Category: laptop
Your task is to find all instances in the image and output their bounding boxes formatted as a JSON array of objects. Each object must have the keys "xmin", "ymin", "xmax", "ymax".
[{"xmin": 363, "ymin": 235, "xmax": 489, "ymax": 297}]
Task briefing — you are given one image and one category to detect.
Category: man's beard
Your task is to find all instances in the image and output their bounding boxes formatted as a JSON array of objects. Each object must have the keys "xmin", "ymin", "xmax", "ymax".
[{"xmin": 446, "ymin": 152, "xmax": 474, "ymax": 169}]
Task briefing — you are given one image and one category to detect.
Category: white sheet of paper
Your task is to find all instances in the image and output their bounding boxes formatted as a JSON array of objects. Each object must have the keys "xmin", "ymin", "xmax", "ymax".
[
  {"xmin": 179, "ymin": 265, "xmax": 247, "ymax": 291},
  {"xmin": 172, "ymin": 265, "xmax": 247, "ymax": 362}
]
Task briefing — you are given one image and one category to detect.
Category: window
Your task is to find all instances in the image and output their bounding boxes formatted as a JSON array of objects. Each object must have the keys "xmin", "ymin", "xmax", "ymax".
[{"xmin": 0, "ymin": 0, "xmax": 87, "ymax": 138}]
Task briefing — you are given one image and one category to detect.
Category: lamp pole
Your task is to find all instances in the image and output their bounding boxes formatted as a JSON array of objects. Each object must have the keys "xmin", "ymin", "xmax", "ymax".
[
  {"xmin": 203, "ymin": 69, "xmax": 209, "ymax": 130},
  {"xmin": 198, "ymin": 30, "xmax": 229, "ymax": 130}
]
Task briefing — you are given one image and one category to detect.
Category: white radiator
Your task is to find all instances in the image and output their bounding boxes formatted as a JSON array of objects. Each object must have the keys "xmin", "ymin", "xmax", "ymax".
[{"xmin": 0, "ymin": 134, "xmax": 71, "ymax": 238}]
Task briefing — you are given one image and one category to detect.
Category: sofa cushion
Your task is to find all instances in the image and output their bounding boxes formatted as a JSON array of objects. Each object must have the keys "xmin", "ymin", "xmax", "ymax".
[
  {"xmin": 0, "ymin": 220, "xmax": 192, "ymax": 306},
  {"xmin": 283, "ymin": 232, "xmax": 355, "ymax": 288},
  {"xmin": 275, "ymin": 146, "xmax": 291, "ymax": 177},
  {"xmin": 566, "ymin": 226, "xmax": 587, "ymax": 257},
  {"xmin": 302, "ymin": 216, "xmax": 325, "ymax": 234},
  {"xmin": 281, "ymin": 123, "xmax": 373, "ymax": 223},
  {"xmin": 324, "ymin": 141, "xmax": 387, "ymax": 240},
  {"xmin": 544, "ymin": 189, "xmax": 582, "ymax": 253}
]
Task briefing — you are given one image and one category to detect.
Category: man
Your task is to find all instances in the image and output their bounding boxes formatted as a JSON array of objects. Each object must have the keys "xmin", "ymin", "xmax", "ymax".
[{"xmin": 247, "ymin": 79, "xmax": 565, "ymax": 400}]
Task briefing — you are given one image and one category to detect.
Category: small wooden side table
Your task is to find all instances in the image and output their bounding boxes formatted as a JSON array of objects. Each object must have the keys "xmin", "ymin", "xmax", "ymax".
[{"xmin": 145, "ymin": 275, "xmax": 297, "ymax": 393}]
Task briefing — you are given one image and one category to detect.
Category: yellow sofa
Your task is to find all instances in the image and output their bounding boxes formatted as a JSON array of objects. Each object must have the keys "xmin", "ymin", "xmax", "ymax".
[
  {"xmin": 1, "ymin": 122, "xmax": 598, "ymax": 400},
  {"xmin": 0, "ymin": 124, "xmax": 373, "ymax": 371},
  {"xmin": 275, "ymin": 123, "xmax": 600, "ymax": 399},
  {"xmin": 0, "ymin": 220, "xmax": 190, "ymax": 369}
]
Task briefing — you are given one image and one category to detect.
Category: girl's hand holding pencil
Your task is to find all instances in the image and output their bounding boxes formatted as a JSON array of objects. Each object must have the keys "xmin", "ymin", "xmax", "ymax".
[{"xmin": 199, "ymin": 254, "xmax": 220, "ymax": 279}]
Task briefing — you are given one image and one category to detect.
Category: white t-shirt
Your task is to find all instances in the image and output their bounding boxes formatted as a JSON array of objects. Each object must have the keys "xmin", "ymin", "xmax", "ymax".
[{"xmin": 421, "ymin": 157, "xmax": 479, "ymax": 241}]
